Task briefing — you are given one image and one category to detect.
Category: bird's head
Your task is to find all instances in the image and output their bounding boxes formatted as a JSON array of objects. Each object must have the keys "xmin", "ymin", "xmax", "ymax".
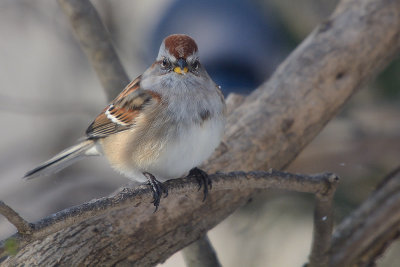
[{"xmin": 156, "ymin": 34, "xmax": 201, "ymax": 76}]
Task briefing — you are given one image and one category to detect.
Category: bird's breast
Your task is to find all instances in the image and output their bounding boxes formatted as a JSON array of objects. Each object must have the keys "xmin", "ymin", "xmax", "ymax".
[{"xmin": 146, "ymin": 115, "xmax": 225, "ymax": 181}]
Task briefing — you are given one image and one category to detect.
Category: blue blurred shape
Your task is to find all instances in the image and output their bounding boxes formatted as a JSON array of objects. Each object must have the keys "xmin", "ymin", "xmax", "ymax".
[{"xmin": 148, "ymin": 0, "xmax": 290, "ymax": 95}]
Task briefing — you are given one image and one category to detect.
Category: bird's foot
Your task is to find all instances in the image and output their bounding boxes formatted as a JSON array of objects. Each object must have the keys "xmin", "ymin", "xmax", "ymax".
[
  {"xmin": 188, "ymin": 167, "xmax": 212, "ymax": 201},
  {"xmin": 143, "ymin": 172, "xmax": 168, "ymax": 212}
]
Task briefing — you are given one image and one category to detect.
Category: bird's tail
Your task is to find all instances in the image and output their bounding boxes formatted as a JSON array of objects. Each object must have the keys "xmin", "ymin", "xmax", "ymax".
[{"xmin": 24, "ymin": 139, "xmax": 99, "ymax": 179}]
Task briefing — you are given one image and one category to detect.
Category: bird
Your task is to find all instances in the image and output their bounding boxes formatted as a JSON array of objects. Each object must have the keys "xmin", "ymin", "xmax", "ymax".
[{"xmin": 24, "ymin": 34, "xmax": 226, "ymax": 209}]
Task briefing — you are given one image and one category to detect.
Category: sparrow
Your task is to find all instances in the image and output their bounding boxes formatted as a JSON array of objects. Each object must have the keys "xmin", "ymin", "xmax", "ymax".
[{"xmin": 24, "ymin": 34, "xmax": 226, "ymax": 209}]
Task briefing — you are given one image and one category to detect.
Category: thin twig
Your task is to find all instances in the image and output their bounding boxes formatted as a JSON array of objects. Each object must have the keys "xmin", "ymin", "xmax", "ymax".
[
  {"xmin": 308, "ymin": 175, "xmax": 338, "ymax": 267},
  {"xmin": 1, "ymin": 170, "xmax": 338, "ymax": 247},
  {"xmin": 57, "ymin": 0, "xmax": 130, "ymax": 100},
  {"xmin": 0, "ymin": 201, "xmax": 32, "ymax": 235},
  {"xmin": 182, "ymin": 235, "xmax": 221, "ymax": 267}
]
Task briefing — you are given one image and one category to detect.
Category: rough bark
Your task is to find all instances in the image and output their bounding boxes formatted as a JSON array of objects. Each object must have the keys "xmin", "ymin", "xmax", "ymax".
[
  {"xmin": 205, "ymin": 0, "xmax": 400, "ymax": 173},
  {"xmin": 1, "ymin": 0, "xmax": 400, "ymax": 265},
  {"xmin": 0, "ymin": 171, "xmax": 337, "ymax": 266}
]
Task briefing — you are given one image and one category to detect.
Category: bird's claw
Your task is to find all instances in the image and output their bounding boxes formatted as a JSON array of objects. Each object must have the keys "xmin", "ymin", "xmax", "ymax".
[
  {"xmin": 188, "ymin": 167, "xmax": 212, "ymax": 201},
  {"xmin": 143, "ymin": 172, "xmax": 168, "ymax": 212}
]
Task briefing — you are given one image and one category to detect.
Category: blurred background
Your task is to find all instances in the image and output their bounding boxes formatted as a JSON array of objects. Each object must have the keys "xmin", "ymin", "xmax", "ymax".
[{"xmin": 0, "ymin": 0, "xmax": 399, "ymax": 266}]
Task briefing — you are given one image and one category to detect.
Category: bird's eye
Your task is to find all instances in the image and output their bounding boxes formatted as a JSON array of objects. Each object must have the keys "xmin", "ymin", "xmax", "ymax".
[
  {"xmin": 192, "ymin": 60, "xmax": 200, "ymax": 70},
  {"xmin": 161, "ymin": 58, "xmax": 170, "ymax": 69}
]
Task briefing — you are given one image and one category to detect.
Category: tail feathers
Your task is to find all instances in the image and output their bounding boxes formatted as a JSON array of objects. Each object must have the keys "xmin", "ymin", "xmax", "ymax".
[{"xmin": 24, "ymin": 140, "xmax": 99, "ymax": 180}]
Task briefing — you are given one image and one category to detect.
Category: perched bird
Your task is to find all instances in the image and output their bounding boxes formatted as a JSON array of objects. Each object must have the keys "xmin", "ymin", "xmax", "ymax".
[{"xmin": 24, "ymin": 34, "xmax": 226, "ymax": 209}]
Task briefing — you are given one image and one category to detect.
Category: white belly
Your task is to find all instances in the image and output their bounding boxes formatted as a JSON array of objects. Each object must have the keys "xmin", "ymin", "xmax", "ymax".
[{"xmin": 143, "ymin": 119, "xmax": 224, "ymax": 182}]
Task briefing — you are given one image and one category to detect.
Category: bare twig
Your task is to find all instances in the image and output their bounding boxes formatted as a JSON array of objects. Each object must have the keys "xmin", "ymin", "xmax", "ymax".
[
  {"xmin": 182, "ymin": 235, "xmax": 221, "ymax": 267},
  {"xmin": 0, "ymin": 201, "xmax": 32, "ymax": 236},
  {"xmin": 308, "ymin": 175, "xmax": 338, "ymax": 267},
  {"xmin": 57, "ymin": 0, "xmax": 130, "ymax": 100},
  {"xmin": 330, "ymin": 167, "xmax": 400, "ymax": 266}
]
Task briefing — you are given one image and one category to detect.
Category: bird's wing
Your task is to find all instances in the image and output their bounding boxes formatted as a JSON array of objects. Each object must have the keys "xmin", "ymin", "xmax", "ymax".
[{"xmin": 86, "ymin": 75, "xmax": 161, "ymax": 139}]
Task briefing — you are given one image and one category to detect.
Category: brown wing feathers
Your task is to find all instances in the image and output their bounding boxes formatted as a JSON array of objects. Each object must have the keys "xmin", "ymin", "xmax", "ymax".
[
  {"xmin": 85, "ymin": 76, "xmax": 160, "ymax": 139},
  {"xmin": 85, "ymin": 112, "xmax": 131, "ymax": 138}
]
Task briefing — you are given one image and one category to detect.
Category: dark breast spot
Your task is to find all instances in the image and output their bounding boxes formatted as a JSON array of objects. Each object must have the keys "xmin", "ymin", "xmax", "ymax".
[{"xmin": 199, "ymin": 109, "xmax": 211, "ymax": 121}]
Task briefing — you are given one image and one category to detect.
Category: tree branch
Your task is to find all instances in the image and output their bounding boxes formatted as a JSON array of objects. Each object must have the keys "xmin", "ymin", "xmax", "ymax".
[
  {"xmin": 182, "ymin": 235, "xmax": 221, "ymax": 267},
  {"xmin": 0, "ymin": 171, "xmax": 337, "ymax": 265},
  {"xmin": 204, "ymin": 0, "xmax": 400, "ymax": 173},
  {"xmin": 0, "ymin": 171, "xmax": 336, "ymax": 242},
  {"xmin": 309, "ymin": 183, "xmax": 337, "ymax": 266},
  {"xmin": 57, "ymin": 0, "xmax": 130, "ymax": 100},
  {"xmin": 330, "ymin": 167, "xmax": 400, "ymax": 266},
  {"xmin": 0, "ymin": 202, "xmax": 32, "ymax": 236}
]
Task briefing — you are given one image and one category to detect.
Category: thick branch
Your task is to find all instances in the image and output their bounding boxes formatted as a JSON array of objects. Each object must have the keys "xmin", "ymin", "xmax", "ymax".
[
  {"xmin": 205, "ymin": 0, "xmax": 400, "ymax": 173},
  {"xmin": 2, "ymin": 171, "xmax": 335, "ymax": 243},
  {"xmin": 330, "ymin": 167, "xmax": 400, "ymax": 266},
  {"xmin": 57, "ymin": 0, "xmax": 130, "ymax": 100},
  {"xmin": 0, "ymin": 171, "xmax": 337, "ymax": 265}
]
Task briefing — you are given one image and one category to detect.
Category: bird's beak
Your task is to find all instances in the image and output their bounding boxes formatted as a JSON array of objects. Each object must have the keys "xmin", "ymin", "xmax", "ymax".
[{"xmin": 174, "ymin": 58, "xmax": 188, "ymax": 74}]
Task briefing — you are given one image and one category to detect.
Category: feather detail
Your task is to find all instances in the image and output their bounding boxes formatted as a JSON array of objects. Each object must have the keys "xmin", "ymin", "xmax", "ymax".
[
  {"xmin": 86, "ymin": 75, "xmax": 161, "ymax": 139},
  {"xmin": 24, "ymin": 140, "xmax": 97, "ymax": 179}
]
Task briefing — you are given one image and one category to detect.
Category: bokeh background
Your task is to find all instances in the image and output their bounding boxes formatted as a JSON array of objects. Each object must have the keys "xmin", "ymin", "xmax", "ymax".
[{"xmin": 0, "ymin": 0, "xmax": 399, "ymax": 266}]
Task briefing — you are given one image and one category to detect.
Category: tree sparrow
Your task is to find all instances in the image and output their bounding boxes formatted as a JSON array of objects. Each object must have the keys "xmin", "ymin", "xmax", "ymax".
[{"xmin": 24, "ymin": 34, "xmax": 226, "ymax": 209}]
